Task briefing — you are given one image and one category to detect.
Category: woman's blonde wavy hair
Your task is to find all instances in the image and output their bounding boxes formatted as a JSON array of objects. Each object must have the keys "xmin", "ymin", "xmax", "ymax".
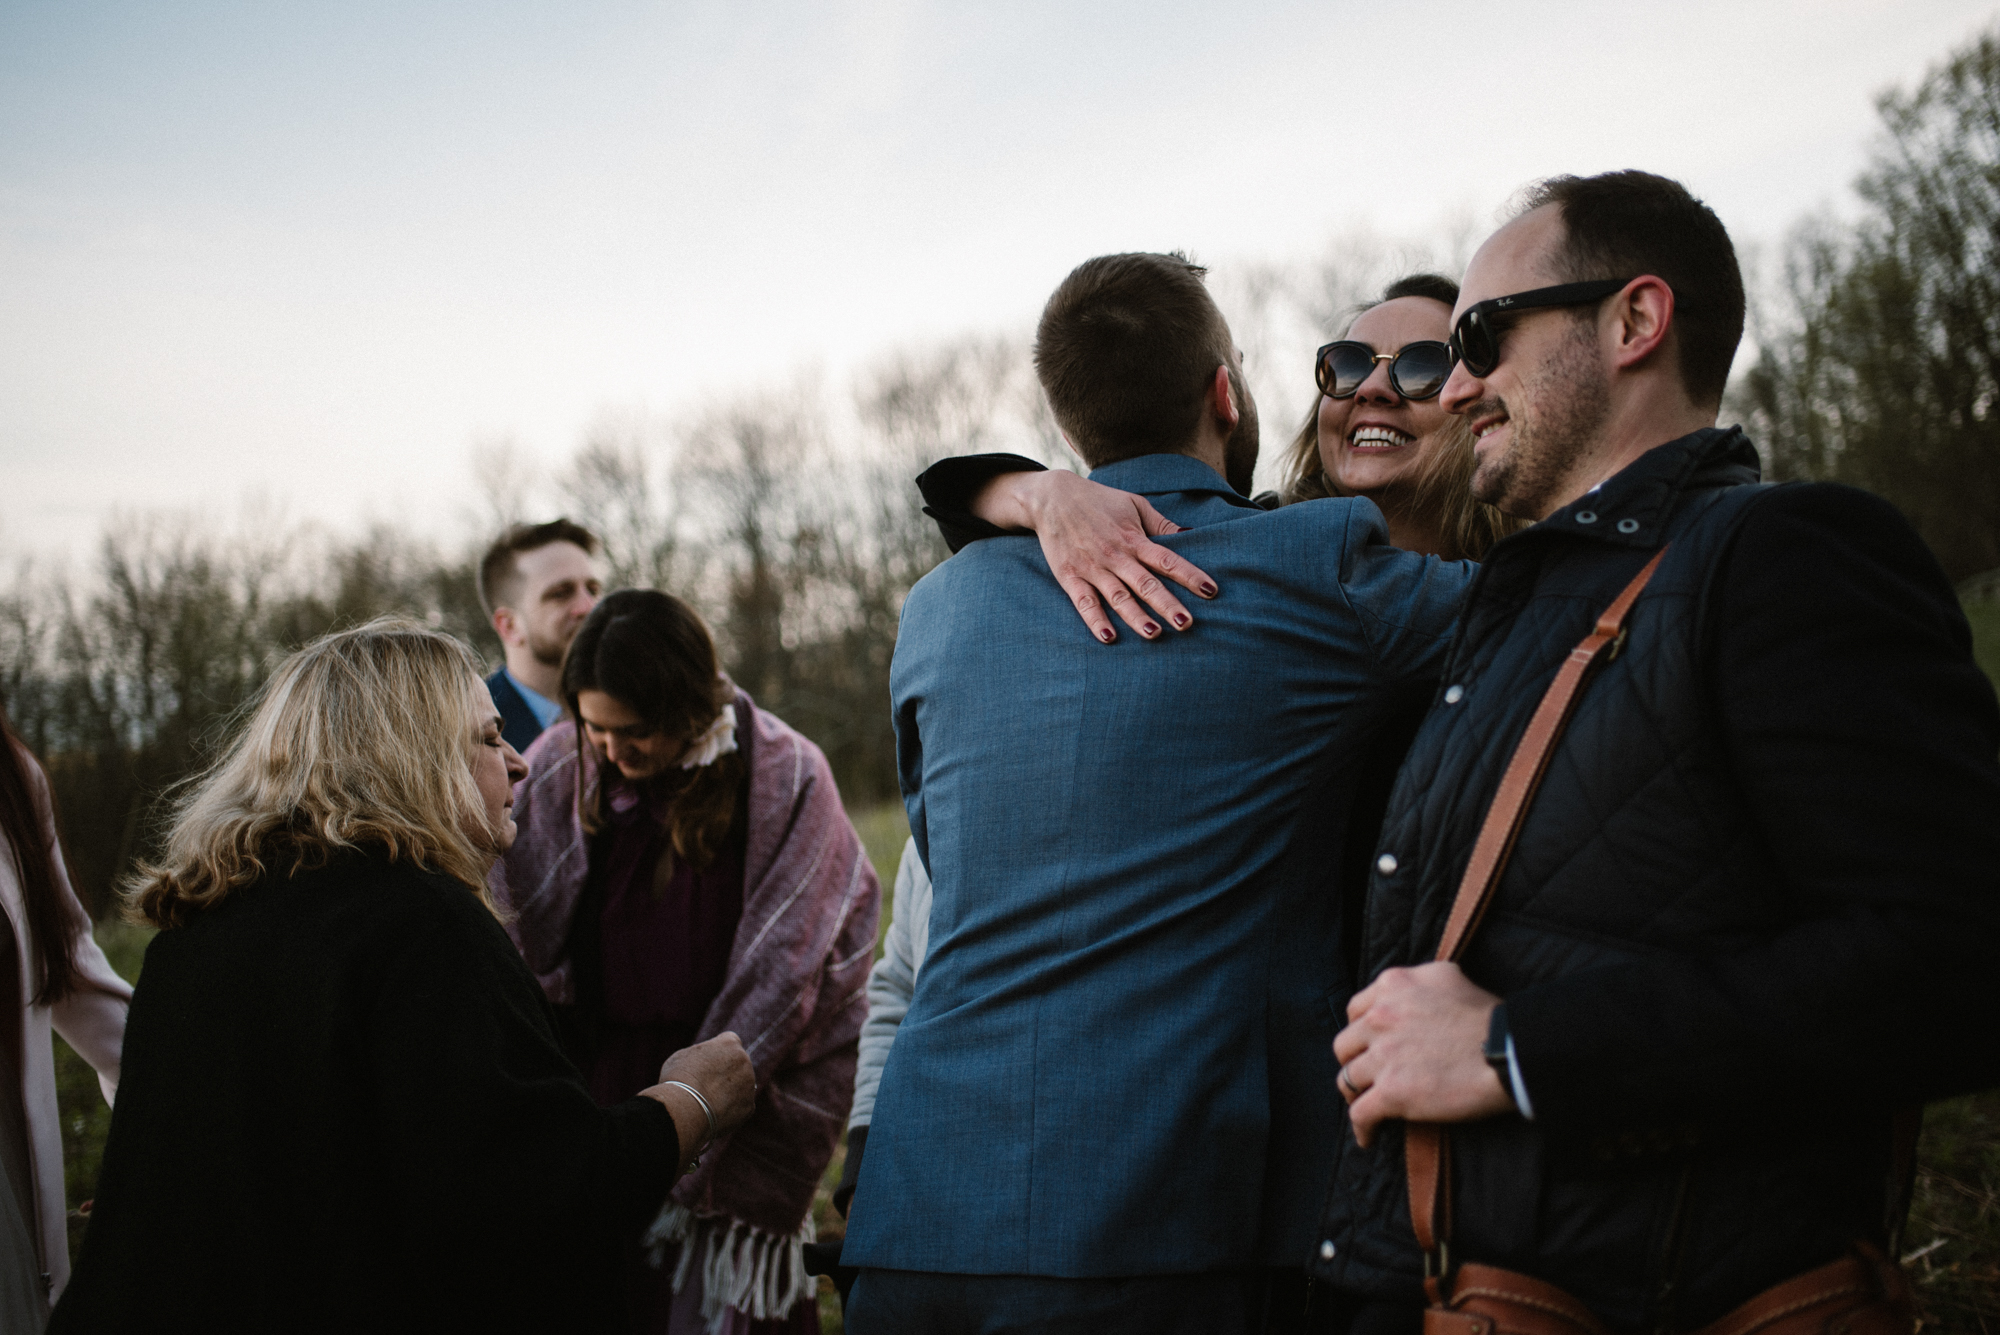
[
  {"xmin": 1279, "ymin": 275, "xmax": 1525, "ymax": 562},
  {"xmin": 127, "ymin": 618, "xmax": 499, "ymax": 929}
]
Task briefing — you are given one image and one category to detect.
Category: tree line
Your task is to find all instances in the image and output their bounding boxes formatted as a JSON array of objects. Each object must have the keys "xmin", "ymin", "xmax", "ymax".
[
  {"xmin": 1733, "ymin": 27, "xmax": 2000, "ymax": 584},
  {"xmin": 0, "ymin": 339, "xmax": 1067, "ymax": 916},
  {"xmin": 7, "ymin": 25, "xmax": 1999, "ymax": 922}
]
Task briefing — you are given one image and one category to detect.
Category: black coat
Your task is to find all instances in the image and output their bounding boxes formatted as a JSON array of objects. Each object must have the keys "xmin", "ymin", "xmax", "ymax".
[
  {"xmin": 1315, "ymin": 429, "xmax": 2000, "ymax": 1327},
  {"xmin": 51, "ymin": 851, "xmax": 680, "ymax": 1335}
]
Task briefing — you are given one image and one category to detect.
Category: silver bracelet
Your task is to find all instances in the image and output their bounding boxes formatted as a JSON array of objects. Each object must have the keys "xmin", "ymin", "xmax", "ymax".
[{"xmin": 660, "ymin": 1080, "xmax": 716, "ymax": 1161}]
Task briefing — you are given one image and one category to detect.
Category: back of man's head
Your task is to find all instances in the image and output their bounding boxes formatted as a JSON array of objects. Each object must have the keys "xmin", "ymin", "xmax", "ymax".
[
  {"xmin": 1519, "ymin": 171, "xmax": 1744, "ymax": 409},
  {"xmin": 478, "ymin": 518, "xmax": 601, "ymax": 618},
  {"xmin": 1034, "ymin": 252, "xmax": 1233, "ymax": 468}
]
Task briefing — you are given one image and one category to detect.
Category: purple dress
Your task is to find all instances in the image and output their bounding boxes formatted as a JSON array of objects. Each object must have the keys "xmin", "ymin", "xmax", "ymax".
[
  {"xmin": 580, "ymin": 779, "xmax": 818, "ymax": 1335},
  {"xmin": 583, "ymin": 781, "xmax": 745, "ymax": 1111}
]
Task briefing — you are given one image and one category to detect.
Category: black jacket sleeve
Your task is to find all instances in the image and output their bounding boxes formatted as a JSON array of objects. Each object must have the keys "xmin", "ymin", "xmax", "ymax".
[
  {"xmin": 832, "ymin": 1122, "xmax": 866, "ymax": 1217},
  {"xmin": 371, "ymin": 884, "xmax": 682, "ymax": 1295},
  {"xmin": 1508, "ymin": 484, "xmax": 2000, "ymax": 1132},
  {"xmin": 914, "ymin": 453, "xmax": 1047, "ymax": 553}
]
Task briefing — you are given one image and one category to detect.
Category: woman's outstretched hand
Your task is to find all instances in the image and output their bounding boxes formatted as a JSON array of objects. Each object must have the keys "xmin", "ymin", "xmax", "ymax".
[
  {"xmin": 969, "ymin": 470, "xmax": 1219, "ymax": 643},
  {"xmin": 647, "ymin": 1031, "xmax": 757, "ymax": 1166}
]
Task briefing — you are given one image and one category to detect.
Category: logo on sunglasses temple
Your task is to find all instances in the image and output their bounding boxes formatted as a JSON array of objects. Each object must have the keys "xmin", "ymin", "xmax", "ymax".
[{"xmin": 1449, "ymin": 278, "xmax": 1644, "ymax": 378}]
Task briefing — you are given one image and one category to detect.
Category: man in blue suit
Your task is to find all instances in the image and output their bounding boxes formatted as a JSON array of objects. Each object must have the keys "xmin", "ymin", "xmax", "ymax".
[
  {"xmin": 477, "ymin": 518, "xmax": 604, "ymax": 752},
  {"xmin": 841, "ymin": 253, "xmax": 1474, "ymax": 1334}
]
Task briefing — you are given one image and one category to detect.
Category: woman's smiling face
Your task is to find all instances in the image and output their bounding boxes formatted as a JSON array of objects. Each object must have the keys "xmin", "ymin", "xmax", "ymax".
[{"xmin": 1316, "ymin": 295, "xmax": 1456, "ymax": 501}]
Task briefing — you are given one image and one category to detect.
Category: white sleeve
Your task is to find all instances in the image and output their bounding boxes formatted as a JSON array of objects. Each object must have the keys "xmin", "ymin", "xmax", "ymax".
[
  {"xmin": 1504, "ymin": 1034, "xmax": 1535, "ymax": 1121},
  {"xmin": 31, "ymin": 757, "xmax": 132, "ymax": 1105},
  {"xmin": 848, "ymin": 838, "xmax": 927, "ymax": 1129}
]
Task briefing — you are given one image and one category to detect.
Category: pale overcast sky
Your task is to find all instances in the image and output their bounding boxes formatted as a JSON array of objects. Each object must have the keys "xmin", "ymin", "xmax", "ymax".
[{"xmin": 4, "ymin": 0, "xmax": 1997, "ymax": 560}]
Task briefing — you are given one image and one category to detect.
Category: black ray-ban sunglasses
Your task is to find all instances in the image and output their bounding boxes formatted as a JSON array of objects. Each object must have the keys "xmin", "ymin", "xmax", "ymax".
[
  {"xmin": 1315, "ymin": 340, "xmax": 1453, "ymax": 401},
  {"xmin": 1447, "ymin": 278, "xmax": 1640, "ymax": 378}
]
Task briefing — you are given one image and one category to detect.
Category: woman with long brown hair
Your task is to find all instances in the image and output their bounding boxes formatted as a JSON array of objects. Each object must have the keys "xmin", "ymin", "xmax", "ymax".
[
  {"xmin": 0, "ymin": 701, "xmax": 131, "ymax": 1332},
  {"xmin": 494, "ymin": 589, "xmax": 880, "ymax": 1335}
]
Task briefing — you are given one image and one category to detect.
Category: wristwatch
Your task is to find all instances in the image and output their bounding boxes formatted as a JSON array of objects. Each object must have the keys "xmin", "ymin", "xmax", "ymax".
[{"xmin": 1483, "ymin": 1003, "xmax": 1517, "ymax": 1108}]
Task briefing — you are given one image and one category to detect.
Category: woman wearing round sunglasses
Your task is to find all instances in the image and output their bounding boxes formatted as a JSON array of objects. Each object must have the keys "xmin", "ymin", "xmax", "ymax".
[
  {"xmin": 938, "ymin": 272, "xmax": 1520, "ymax": 624},
  {"xmin": 1279, "ymin": 273, "xmax": 1520, "ymax": 561}
]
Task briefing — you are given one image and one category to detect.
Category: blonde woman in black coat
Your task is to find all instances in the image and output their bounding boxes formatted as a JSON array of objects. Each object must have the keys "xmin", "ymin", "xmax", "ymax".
[{"xmin": 52, "ymin": 619, "xmax": 756, "ymax": 1335}]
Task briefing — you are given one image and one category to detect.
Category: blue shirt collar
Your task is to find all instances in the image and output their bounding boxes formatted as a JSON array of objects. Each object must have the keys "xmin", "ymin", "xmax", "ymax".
[
  {"xmin": 1086, "ymin": 453, "xmax": 1255, "ymax": 505},
  {"xmin": 504, "ymin": 669, "xmax": 565, "ymax": 729}
]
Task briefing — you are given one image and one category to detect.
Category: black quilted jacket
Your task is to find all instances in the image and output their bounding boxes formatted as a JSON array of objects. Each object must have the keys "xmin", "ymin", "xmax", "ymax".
[{"xmin": 1312, "ymin": 427, "xmax": 2000, "ymax": 1328}]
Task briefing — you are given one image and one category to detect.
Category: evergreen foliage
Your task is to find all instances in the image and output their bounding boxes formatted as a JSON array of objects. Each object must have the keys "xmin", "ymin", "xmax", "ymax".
[{"xmin": 1737, "ymin": 27, "xmax": 2000, "ymax": 583}]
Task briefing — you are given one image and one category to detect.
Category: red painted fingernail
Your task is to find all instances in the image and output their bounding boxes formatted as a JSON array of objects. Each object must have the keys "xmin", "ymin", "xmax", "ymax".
[
  {"xmin": 1172, "ymin": 613, "xmax": 1189, "ymax": 629},
  {"xmin": 1142, "ymin": 621, "xmax": 1160, "ymax": 637},
  {"xmin": 1199, "ymin": 582, "xmax": 1218, "ymax": 598},
  {"xmin": 1099, "ymin": 628, "xmax": 1115, "ymax": 643}
]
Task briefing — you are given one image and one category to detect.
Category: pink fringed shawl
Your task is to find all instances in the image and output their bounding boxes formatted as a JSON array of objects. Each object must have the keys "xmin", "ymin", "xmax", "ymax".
[{"xmin": 489, "ymin": 692, "xmax": 879, "ymax": 1324}]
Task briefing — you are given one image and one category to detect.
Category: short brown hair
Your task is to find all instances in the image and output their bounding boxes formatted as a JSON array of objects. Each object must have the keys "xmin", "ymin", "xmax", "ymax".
[
  {"xmin": 1033, "ymin": 252, "xmax": 1234, "ymax": 467},
  {"xmin": 1519, "ymin": 171, "xmax": 1745, "ymax": 409},
  {"xmin": 477, "ymin": 519, "xmax": 600, "ymax": 617}
]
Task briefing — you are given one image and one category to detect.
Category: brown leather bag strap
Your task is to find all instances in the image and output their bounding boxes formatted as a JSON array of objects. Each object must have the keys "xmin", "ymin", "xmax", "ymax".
[
  {"xmin": 1433, "ymin": 547, "xmax": 1669, "ymax": 964},
  {"xmin": 1405, "ymin": 546, "xmax": 1670, "ymax": 1280},
  {"xmin": 1884, "ymin": 1106, "xmax": 1923, "ymax": 1258}
]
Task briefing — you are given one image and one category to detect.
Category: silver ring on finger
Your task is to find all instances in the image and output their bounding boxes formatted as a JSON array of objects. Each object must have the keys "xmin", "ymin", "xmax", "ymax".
[{"xmin": 1339, "ymin": 1067, "xmax": 1360, "ymax": 1099}]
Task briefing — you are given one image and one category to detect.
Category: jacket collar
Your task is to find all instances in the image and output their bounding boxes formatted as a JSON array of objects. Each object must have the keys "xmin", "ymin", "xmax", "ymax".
[
  {"xmin": 1087, "ymin": 453, "xmax": 1257, "ymax": 507},
  {"xmin": 1533, "ymin": 426, "xmax": 1763, "ymax": 549}
]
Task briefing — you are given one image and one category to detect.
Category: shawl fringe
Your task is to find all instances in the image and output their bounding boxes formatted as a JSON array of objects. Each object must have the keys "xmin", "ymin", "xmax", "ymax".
[{"xmin": 643, "ymin": 1200, "xmax": 818, "ymax": 1332}]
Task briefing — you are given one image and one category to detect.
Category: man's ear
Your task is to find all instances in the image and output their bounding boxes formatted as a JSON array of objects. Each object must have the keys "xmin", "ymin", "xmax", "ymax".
[
  {"xmin": 1210, "ymin": 364, "xmax": 1239, "ymax": 428},
  {"xmin": 1610, "ymin": 277, "xmax": 1675, "ymax": 374},
  {"xmin": 492, "ymin": 606, "xmax": 522, "ymax": 650}
]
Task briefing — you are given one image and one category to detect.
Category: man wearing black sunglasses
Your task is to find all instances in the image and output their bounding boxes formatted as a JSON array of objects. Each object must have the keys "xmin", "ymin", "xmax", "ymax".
[{"xmin": 1322, "ymin": 171, "xmax": 2000, "ymax": 1328}]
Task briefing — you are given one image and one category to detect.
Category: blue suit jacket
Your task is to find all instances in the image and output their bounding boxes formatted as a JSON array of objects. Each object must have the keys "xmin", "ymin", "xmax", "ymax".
[
  {"xmin": 485, "ymin": 669, "xmax": 544, "ymax": 755},
  {"xmin": 842, "ymin": 453, "xmax": 1473, "ymax": 1277}
]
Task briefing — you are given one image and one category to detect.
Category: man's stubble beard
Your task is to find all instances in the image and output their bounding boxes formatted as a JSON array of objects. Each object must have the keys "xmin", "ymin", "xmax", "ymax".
[
  {"xmin": 1470, "ymin": 318, "xmax": 1610, "ymax": 521},
  {"xmin": 1223, "ymin": 370, "xmax": 1260, "ymax": 497},
  {"xmin": 528, "ymin": 621, "xmax": 578, "ymax": 669}
]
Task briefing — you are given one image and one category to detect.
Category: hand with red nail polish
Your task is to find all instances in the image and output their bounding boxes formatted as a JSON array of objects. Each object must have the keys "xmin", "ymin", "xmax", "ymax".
[{"xmin": 968, "ymin": 470, "xmax": 1221, "ymax": 645}]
